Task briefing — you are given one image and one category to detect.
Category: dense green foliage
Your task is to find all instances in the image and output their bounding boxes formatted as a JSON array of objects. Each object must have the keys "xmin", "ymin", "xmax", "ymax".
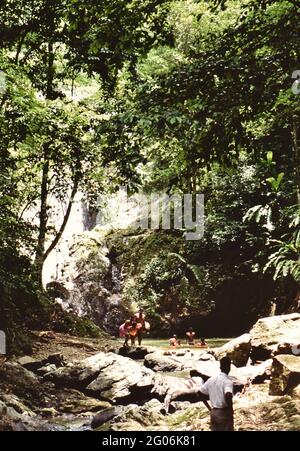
[
  {"xmin": 0, "ymin": 0, "xmax": 299, "ymax": 347},
  {"xmin": 92, "ymin": 0, "xmax": 299, "ymax": 330},
  {"xmin": 0, "ymin": 0, "xmax": 172, "ymax": 351}
]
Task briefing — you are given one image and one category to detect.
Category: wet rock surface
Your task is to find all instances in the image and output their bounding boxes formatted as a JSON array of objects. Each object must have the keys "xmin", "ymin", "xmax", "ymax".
[
  {"xmin": 0, "ymin": 360, "xmax": 112, "ymax": 431},
  {"xmin": 44, "ymin": 352, "xmax": 155, "ymax": 403}
]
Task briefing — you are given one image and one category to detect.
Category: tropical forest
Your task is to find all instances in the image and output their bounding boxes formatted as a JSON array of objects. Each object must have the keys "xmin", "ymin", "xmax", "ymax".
[{"xmin": 0, "ymin": 0, "xmax": 300, "ymax": 432}]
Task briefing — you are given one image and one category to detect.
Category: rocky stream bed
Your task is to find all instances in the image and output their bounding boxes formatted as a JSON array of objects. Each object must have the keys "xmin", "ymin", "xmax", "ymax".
[{"xmin": 0, "ymin": 314, "xmax": 300, "ymax": 431}]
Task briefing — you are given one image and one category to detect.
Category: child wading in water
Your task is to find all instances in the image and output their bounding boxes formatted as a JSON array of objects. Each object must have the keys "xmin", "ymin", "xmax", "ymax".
[
  {"xmin": 195, "ymin": 337, "xmax": 208, "ymax": 348},
  {"xmin": 169, "ymin": 335, "xmax": 181, "ymax": 347}
]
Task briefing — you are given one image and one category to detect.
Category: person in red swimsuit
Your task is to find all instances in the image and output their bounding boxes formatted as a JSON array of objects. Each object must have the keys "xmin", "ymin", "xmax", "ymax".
[{"xmin": 128, "ymin": 322, "xmax": 139, "ymax": 346}]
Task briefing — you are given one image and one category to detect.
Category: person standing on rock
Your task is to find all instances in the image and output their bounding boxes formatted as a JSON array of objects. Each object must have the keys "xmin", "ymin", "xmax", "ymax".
[
  {"xmin": 128, "ymin": 321, "xmax": 139, "ymax": 346},
  {"xmin": 199, "ymin": 356, "xmax": 234, "ymax": 431},
  {"xmin": 119, "ymin": 320, "xmax": 131, "ymax": 347},
  {"xmin": 134, "ymin": 308, "xmax": 146, "ymax": 346}
]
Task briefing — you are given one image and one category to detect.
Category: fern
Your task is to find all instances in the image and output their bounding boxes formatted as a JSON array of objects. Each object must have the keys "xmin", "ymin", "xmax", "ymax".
[
  {"xmin": 187, "ymin": 264, "xmax": 203, "ymax": 284},
  {"xmin": 246, "ymin": 204, "xmax": 300, "ymax": 282},
  {"xmin": 243, "ymin": 204, "xmax": 273, "ymax": 230},
  {"xmin": 264, "ymin": 223, "xmax": 300, "ymax": 282}
]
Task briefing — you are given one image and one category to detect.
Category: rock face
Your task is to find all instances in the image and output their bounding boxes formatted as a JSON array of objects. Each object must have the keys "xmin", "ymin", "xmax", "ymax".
[
  {"xmin": 150, "ymin": 373, "xmax": 206, "ymax": 408},
  {"xmin": 47, "ymin": 228, "xmax": 128, "ymax": 335},
  {"xmin": 269, "ymin": 355, "xmax": 300, "ymax": 396},
  {"xmin": 192, "ymin": 361, "xmax": 222, "ymax": 380},
  {"xmin": 250, "ymin": 314, "xmax": 300, "ymax": 362},
  {"xmin": 44, "ymin": 352, "xmax": 155, "ymax": 403},
  {"xmin": 214, "ymin": 334, "xmax": 251, "ymax": 367},
  {"xmin": 151, "ymin": 374, "xmax": 182, "ymax": 398}
]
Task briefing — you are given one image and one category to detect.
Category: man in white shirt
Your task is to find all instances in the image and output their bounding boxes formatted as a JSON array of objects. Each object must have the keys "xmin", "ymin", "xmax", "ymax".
[{"xmin": 199, "ymin": 357, "xmax": 234, "ymax": 431}]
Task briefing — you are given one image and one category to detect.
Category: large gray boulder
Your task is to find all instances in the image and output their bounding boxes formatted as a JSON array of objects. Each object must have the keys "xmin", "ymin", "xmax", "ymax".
[
  {"xmin": 250, "ymin": 314, "xmax": 300, "ymax": 362},
  {"xmin": 214, "ymin": 334, "xmax": 251, "ymax": 367},
  {"xmin": 144, "ymin": 349, "xmax": 215, "ymax": 372},
  {"xmin": 191, "ymin": 360, "xmax": 270, "ymax": 390},
  {"xmin": 150, "ymin": 373, "xmax": 206, "ymax": 407},
  {"xmin": 269, "ymin": 355, "xmax": 300, "ymax": 396},
  {"xmin": 144, "ymin": 351, "xmax": 184, "ymax": 372},
  {"xmin": 232, "ymin": 360, "xmax": 272, "ymax": 385},
  {"xmin": 151, "ymin": 374, "xmax": 179, "ymax": 398},
  {"xmin": 193, "ymin": 360, "xmax": 222, "ymax": 380},
  {"xmin": 44, "ymin": 352, "xmax": 155, "ymax": 403}
]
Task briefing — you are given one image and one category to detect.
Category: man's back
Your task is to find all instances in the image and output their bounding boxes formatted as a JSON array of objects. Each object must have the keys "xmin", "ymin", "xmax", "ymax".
[
  {"xmin": 201, "ymin": 372, "xmax": 233, "ymax": 409},
  {"xmin": 200, "ymin": 361, "xmax": 234, "ymax": 431}
]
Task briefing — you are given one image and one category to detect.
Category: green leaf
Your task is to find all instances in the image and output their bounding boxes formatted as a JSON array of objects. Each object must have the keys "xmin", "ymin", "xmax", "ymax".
[{"xmin": 266, "ymin": 151, "xmax": 273, "ymax": 164}]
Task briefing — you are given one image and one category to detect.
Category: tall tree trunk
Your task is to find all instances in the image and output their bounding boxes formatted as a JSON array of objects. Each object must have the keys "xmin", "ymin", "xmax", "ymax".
[
  {"xmin": 46, "ymin": 42, "xmax": 55, "ymax": 100},
  {"xmin": 35, "ymin": 147, "xmax": 50, "ymax": 283},
  {"xmin": 34, "ymin": 40, "xmax": 54, "ymax": 283}
]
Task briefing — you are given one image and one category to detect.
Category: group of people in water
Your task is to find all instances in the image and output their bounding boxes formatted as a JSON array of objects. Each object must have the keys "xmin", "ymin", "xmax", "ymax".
[
  {"xmin": 119, "ymin": 313, "xmax": 207, "ymax": 348},
  {"xmin": 169, "ymin": 327, "xmax": 207, "ymax": 348}
]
